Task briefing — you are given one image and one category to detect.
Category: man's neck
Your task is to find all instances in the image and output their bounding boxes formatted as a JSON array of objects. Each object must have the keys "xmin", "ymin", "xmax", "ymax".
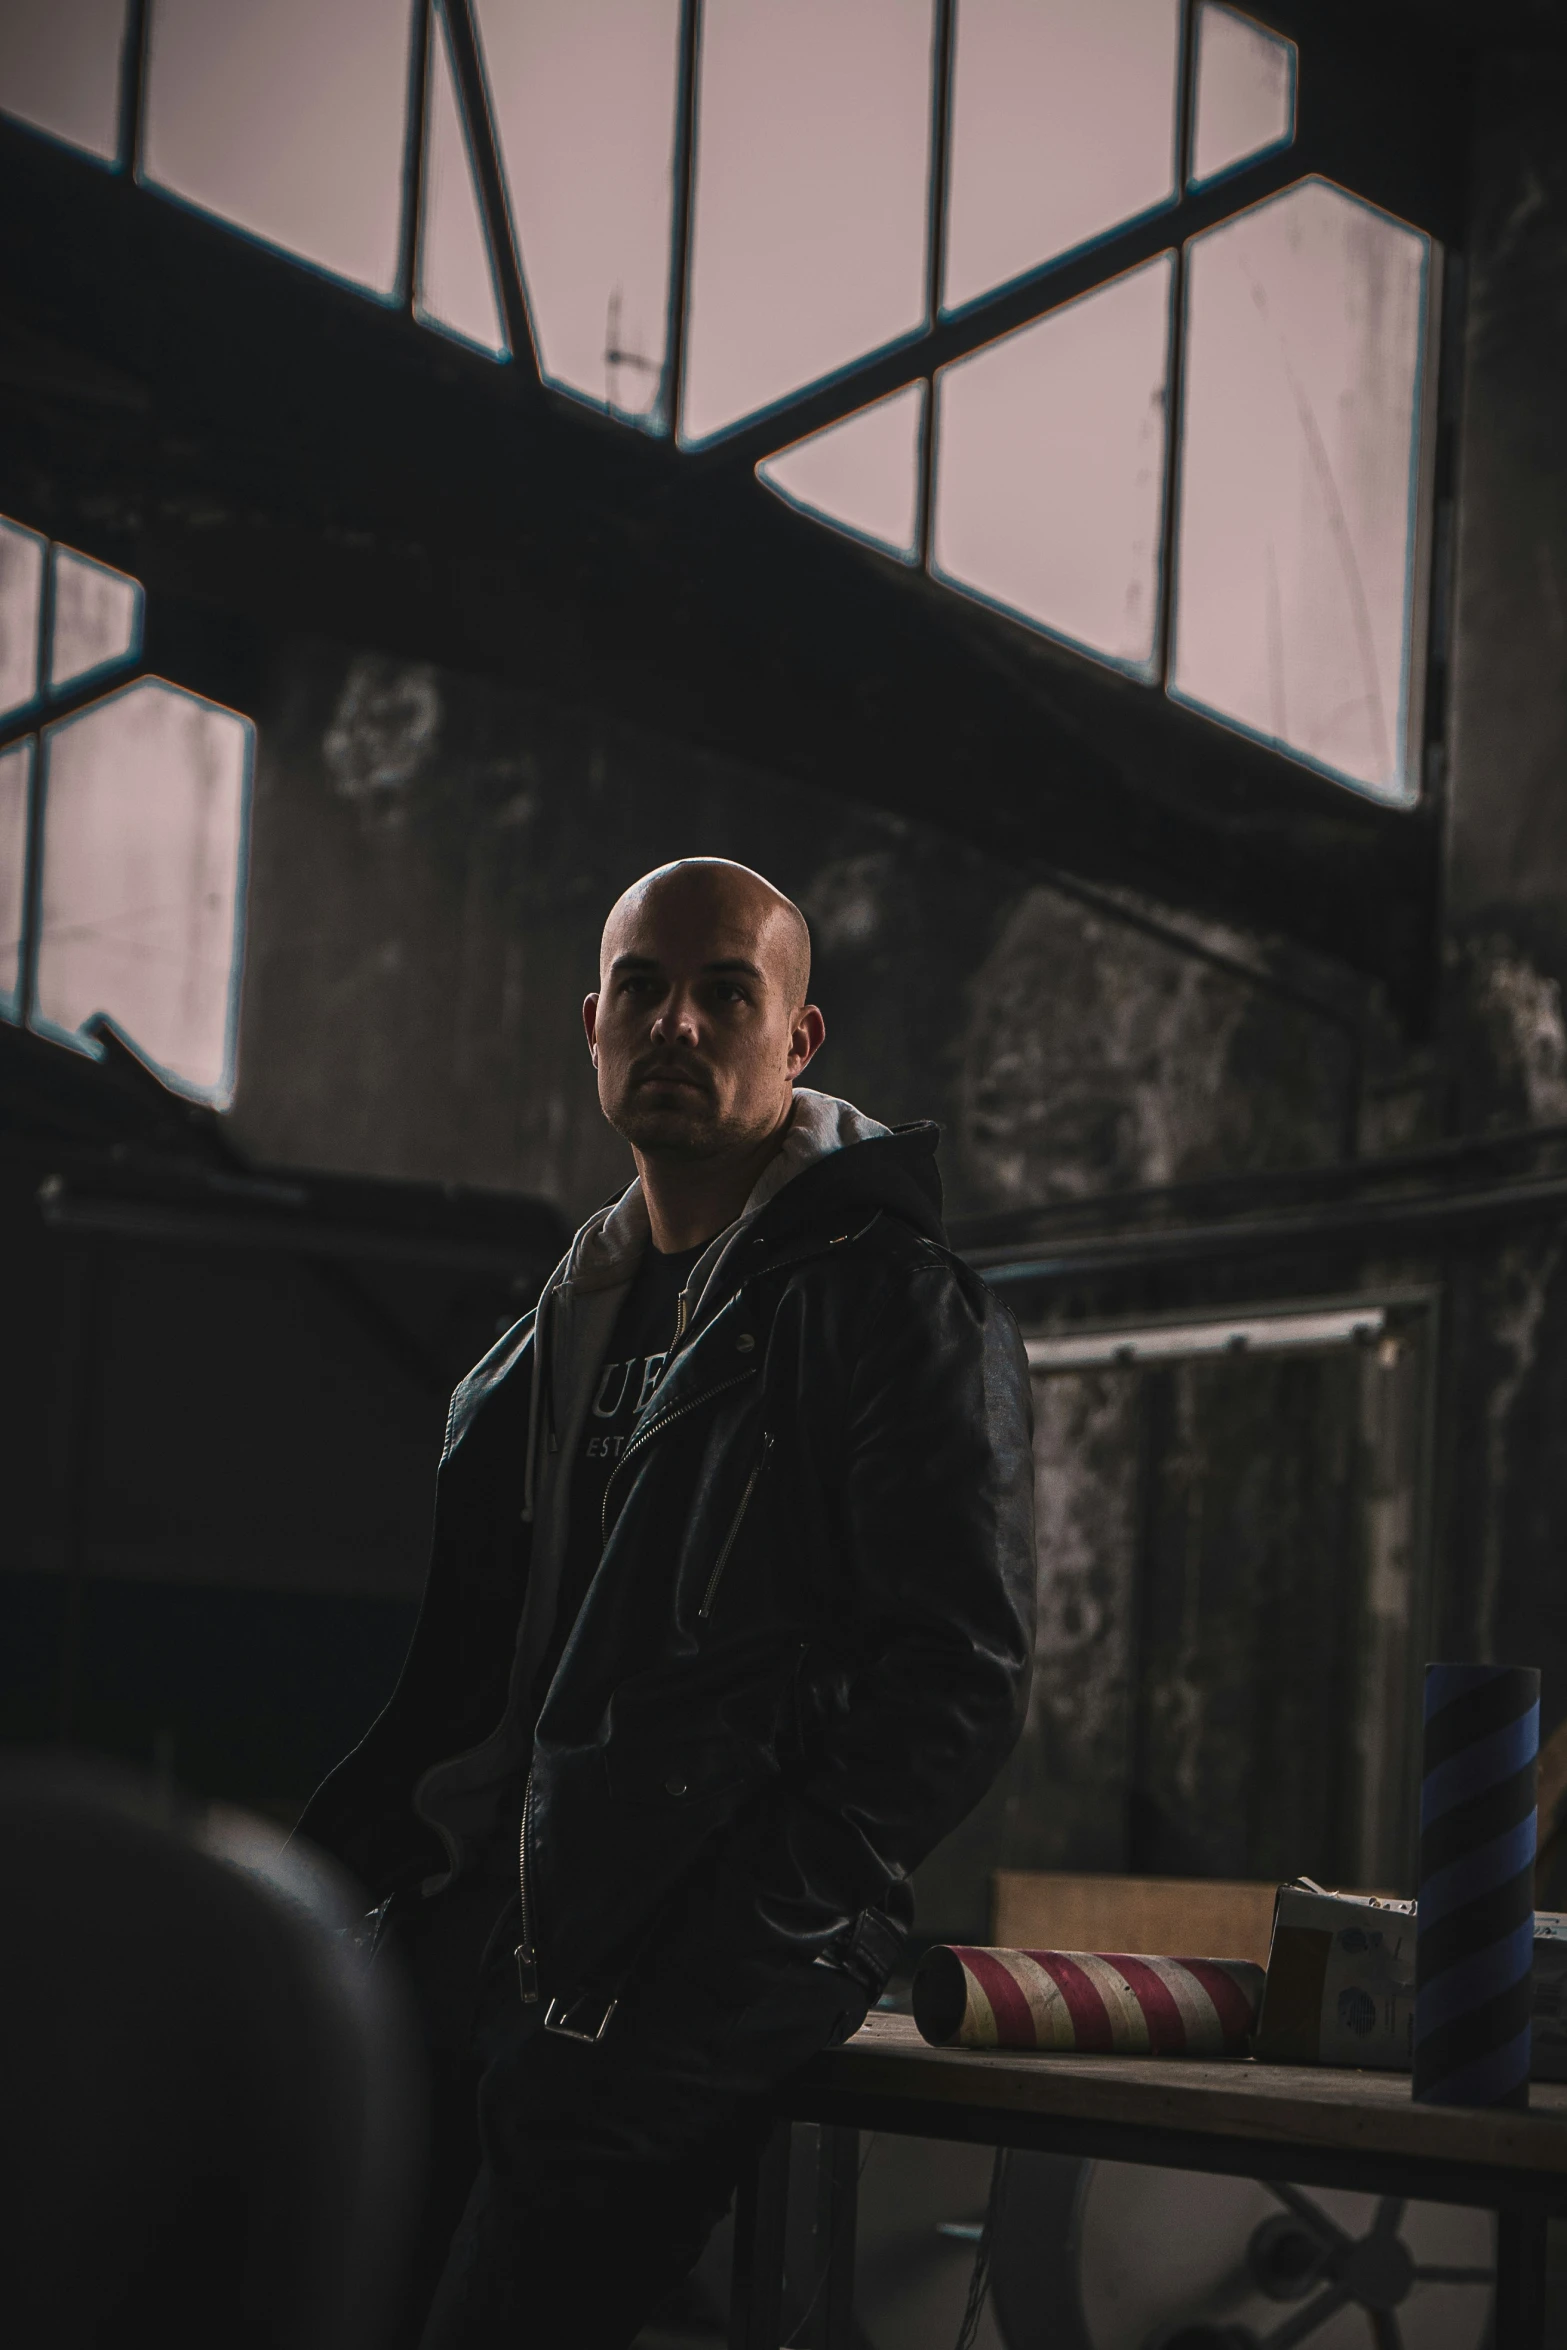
[{"xmin": 635, "ymin": 1106, "xmax": 795, "ymax": 1254}]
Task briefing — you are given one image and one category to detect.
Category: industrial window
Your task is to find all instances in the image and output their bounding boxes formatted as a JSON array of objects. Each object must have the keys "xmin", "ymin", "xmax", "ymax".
[
  {"xmin": 0, "ymin": 0, "xmax": 129, "ymax": 166},
  {"xmin": 472, "ymin": 0, "xmax": 680, "ymax": 423},
  {"xmin": 0, "ymin": 518, "xmax": 252, "ymax": 1108},
  {"xmin": 0, "ymin": 2, "xmax": 1437, "ymax": 807},
  {"xmin": 415, "ymin": 0, "xmax": 509, "ymax": 357},
  {"xmin": 942, "ymin": 0, "xmax": 1183, "ymax": 315},
  {"xmin": 679, "ymin": 0, "xmax": 937, "ymax": 448}
]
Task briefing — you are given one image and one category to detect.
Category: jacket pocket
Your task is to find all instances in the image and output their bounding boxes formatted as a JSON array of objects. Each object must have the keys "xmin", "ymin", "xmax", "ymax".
[{"xmin": 699, "ymin": 1431, "xmax": 774, "ymax": 1620}]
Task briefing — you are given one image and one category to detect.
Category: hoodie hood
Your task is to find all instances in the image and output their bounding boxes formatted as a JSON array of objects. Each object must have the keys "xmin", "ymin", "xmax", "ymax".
[{"xmin": 559, "ymin": 1088, "xmax": 909, "ymax": 1296}]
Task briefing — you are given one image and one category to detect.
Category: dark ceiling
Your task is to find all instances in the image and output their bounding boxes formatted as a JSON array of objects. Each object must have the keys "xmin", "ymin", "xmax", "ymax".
[{"xmin": 0, "ymin": 0, "xmax": 1524, "ymax": 1027}]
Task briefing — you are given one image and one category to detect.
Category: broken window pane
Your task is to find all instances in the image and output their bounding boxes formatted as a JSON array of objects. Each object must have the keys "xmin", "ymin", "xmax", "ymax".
[
  {"xmin": 1170, "ymin": 178, "xmax": 1433, "ymax": 803},
  {"xmin": 0, "ymin": 738, "xmax": 31, "ymax": 1020},
  {"xmin": 416, "ymin": 0, "xmax": 508, "ymax": 357},
  {"xmin": 0, "ymin": 0, "xmax": 127, "ymax": 164},
  {"xmin": 49, "ymin": 546, "xmax": 144, "ymax": 693},
  {"xmin": 1189, "ymin": 2, "xmax": 1295, "ymax": 189},
  {"xmin": 681, "ymin": 0, "xmax": 936, "ymax": 447},
  {"xmin": 141, "ymin": 0, "xmax": 416, "ymax": 299},
  {"xmin": 757, "ymin": 382, "xmax": 926, "ymax": 564},
  {"xmin": 0, "ymin": 519, "xmax": 45, "ymax": 717},
  {"xmin": 943, "ymin": 0, "xmax": 1182, "ymax": 316},
  {"xmin": 34, "ymin": 678, "xmax": 251, "ymax": 1104},
  {"xmin": 932, "ymin": 253, "xmax": 1174, "ymax": 677},
  {"xmin": 474, "ymin": 0, "xmax": 682, "ymax": 425}
]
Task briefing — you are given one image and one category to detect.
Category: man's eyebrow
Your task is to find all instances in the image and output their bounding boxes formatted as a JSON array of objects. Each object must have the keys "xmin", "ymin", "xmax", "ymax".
[
  {"xmin": 608, "ymin": 953, "xmax": 661, "ymax": 973},
  {"xmin": 703, "ymin": 958, "xmax": 763, "ymax": 980}
]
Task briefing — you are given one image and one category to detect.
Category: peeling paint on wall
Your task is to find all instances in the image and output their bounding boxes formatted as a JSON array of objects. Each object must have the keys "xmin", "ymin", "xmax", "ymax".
[{"xmin": 322, "ymin": 655, "xmax": 442, "ymax": 823}]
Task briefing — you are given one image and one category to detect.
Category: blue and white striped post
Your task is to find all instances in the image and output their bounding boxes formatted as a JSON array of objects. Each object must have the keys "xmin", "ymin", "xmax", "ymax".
[{"xmin": 1414, "ymin": 1662, "xmax": 1540, "ymax": 2109}]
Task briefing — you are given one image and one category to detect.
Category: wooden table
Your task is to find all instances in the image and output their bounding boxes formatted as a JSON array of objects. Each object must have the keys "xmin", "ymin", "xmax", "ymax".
[{"xmin": 730, "ymin": 2012, "xmax": 1567, "ymax": 2350}]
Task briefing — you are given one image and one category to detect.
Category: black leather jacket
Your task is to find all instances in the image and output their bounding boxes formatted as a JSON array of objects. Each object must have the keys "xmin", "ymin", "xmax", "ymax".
[{"xmin": 298, "ymin": 1123, "xmax": 1036, "ymax": 2004}]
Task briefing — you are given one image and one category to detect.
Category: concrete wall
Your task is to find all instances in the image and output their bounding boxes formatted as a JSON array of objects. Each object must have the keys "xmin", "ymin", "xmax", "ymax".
[{"xmin": 228, "ymin": 639, "xmax": 1360, "ymax": 1224}]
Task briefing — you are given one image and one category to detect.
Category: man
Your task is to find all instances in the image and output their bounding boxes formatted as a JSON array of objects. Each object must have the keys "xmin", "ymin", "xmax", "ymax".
[{"xmin": 299, "ymin": 859, "xmax": 1036, "ymax": 2346}]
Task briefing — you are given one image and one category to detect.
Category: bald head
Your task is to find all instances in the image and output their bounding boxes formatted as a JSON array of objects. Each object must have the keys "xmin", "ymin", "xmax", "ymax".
[
  {"xmin": 585, "ymin": 858, "xmax": 824, "ymax": 1167},
  {"xmin": 600, "ymin": 860, "xmax": 810, "ymax": 1011}
]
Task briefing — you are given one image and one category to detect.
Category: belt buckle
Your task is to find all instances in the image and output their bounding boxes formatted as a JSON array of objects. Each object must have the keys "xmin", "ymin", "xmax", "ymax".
[{"xmin": 543, "ymin": 1990, "xmax": 619, "ymax": 2043}]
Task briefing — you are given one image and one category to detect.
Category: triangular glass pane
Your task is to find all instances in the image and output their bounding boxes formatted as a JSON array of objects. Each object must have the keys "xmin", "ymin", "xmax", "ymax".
[
  {"xmin": 0, "ymin": 519, "xmax": 45, "ymax": 717},
  {"xmin": 0, "ymin": 0, "xmax": 127, "ymax": 165},
  {"xmin": 943, "ymin": 0, "xmax": 1181, "ymax": 317},
  {"xmin": 757, "ymin": 384, "xmax": 926, "ymax": 563},
  {"xmin": 141, "ymin": 0, "xmax": 415, "ymax": 301},
  {"xmin": 680, "ymin": 0, "xmax": 936, "ymax": 447},
  {"xmin": 0, "ymin": 737, "xmax": 31, "ymax": 1022},
  {"xmin": 474, "ymin": 0, "xmax": 682, "ymax": 427},
  {"xmin": 1189, "ymin": 3, "xmax": 1296, "ymax": 189},
  {"xmin": 49, "ymin": 547, "xmax": 144, "ymax": 692},
  {"xmin": 931, "ymin": 254, "xmax": 1174, "ymax": 678},
  {"xmin": 1170, "ymin": 180, "xmax": 1431, "ymax": 803},
  {"xmin": 416, "ymin": 0, "xmax": 508, "ymax": 356},
  {"xmin": 35, "ymin": 679, "xmax": 251, "ymax": 1106}
]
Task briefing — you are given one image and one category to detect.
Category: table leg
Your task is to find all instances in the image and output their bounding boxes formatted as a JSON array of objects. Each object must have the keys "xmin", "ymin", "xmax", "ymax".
[
  {"xmin": 730, "ymin": 2118, "xmax": 791, "ymax": 2350},
  {"xmin": 808, "ymin": 2124, "xmax": 859, "ymax": 2350},
  {"xmin": 1495, "ymin": 2199, "xmax": 1548, "ymax": 2350}
]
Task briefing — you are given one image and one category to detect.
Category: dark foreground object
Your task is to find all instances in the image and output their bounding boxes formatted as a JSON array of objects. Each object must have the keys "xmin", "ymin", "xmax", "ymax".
[
  {"xmin": 740, "ymin": 2011, "xmax": 1567, "ymax": 2350},
  {"xmin": 0, "ymin": 1758, "xmax": 420, "ymax": 2350}
]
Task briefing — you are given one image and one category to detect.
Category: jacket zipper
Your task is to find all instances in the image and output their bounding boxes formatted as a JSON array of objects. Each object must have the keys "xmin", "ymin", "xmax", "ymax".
[
  {"xmin": 600, "ymin": 1368, "xmax": 757, "ymax": 1545},
  {"xmin": 699, "ymin": 1432, "xmax": 773, "ymax": 1619},
  {"xmin": 514, "ymin": 1772, "xmax": 540, "ymax": 2002}
]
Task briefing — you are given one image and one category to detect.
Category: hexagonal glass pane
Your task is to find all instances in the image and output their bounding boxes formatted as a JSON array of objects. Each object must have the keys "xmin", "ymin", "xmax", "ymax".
[
  {"xmin": 34, "ymin": 678, "xmax": 252, "ymax": 1104},
  {"xmin": 681, "ymin": 0, "xmax": 937, "ymax": 447},
  {"xmin": 416, "ymin": 0, "xmax": 508, "ymax": 357},
  {"xmin": 0, "ymin": 519, "xmax": 45, "ymax": 718},
  {"xmin": 943, "ymin": 0, "xmax": 1182, "ymax": 316},
  {"xmin": 0, "ymin": 0, "xmax": 127, "ymax": 164},
  {"xmin": 1169, "ymin": 178, "xmax": 1434, "ymax": 803},
  {"xmin": 1189, "ymin": 2, "xmax": 1295, "ymax": 190},
  {"xmin": 0, "ymin": 737, "xmax": 31, "ymax": 1021},
  {"xmin": 475, "ymin": 0, "xmax": 682, "ymax": 424},
  {"xmin": 49, "ymin": 546, "xmax": 144, "ymax": 693},
  {"xmin": 141, "ymin": 0, "xmax": 416, "ymax": 299},
  {"xmin": 932, "ymin": 253, "xmax": 1175, "ymax": 677}
]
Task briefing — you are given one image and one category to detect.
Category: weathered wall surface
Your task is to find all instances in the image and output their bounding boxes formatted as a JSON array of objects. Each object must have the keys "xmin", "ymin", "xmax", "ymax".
[
  {"xmin": 229, "ymin": 639, "xmax": 1358, "ymax": 1224},
  {"xmin": 1444, "ymin": 56, "xmax": 1567, "ymax": 1136}
]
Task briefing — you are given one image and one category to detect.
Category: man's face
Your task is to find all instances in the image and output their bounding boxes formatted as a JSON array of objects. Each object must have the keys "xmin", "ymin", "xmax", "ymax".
[{"xmin": 584, "ymin": 874, "xmax": 820, "ymax": 1159}]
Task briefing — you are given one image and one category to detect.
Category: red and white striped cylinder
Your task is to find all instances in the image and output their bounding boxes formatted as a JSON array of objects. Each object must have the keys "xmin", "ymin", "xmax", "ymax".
[{"xmin": 912, "ymin": 1945, "xmax": 1265, "ymax": 2056}]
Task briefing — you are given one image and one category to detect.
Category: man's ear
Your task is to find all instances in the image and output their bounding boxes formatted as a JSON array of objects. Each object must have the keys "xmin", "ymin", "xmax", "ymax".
[
  {"xmin": 583, "ymin": 992, "xmax": 600, "ymax": 1065},
  {"xmin": 789, "ymin": 1004, "xmax": 826, "ymax": 1077}
]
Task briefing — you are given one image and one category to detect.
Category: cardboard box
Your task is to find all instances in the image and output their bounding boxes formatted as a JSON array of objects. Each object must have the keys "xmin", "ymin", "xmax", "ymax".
[
  {"xmin": 992, "ymin": 1871, "xmax": 1278, "ymax": 1970},
  {"xmin": 1255, "ymin": 1881, "xmax": 1567, "ymax": 2076}
]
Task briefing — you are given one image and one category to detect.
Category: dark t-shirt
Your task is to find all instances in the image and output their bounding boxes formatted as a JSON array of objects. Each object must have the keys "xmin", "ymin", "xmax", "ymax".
[{"xmin": 532, "ymin": 1239, "xmax": 705, "ymax": 1706}]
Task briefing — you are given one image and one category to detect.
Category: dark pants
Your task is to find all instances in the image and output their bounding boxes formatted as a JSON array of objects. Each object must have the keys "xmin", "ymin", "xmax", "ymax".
[{"xmin": 392, "ymin": 1865, "xmax": 868, "ymax": 2350}]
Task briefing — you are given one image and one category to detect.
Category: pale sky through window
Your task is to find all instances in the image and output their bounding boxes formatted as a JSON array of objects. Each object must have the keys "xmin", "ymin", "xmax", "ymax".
[
  {"xmin": 943, "ymin": 0, "xmax": 1182, "ymax": 314},
  {"xmin": 416, "ymin": 0, "xmax": 509, "ymax": 357},
  {"xmin": 142, "ymin": 0, "xmax": 415, "ymax": 298},
  {"xmin": 36, "ymin": 679, "xmax": 252, "ymax": 1105},
  {"xmin": 681, "ymin": 0, "xmax": 936, "ymax": 446},
  {"xmin": 1171, "ymin": 179, "xmax": 1431, "ymax": 801},
  {"xmin": 757, "ymin": 383, "xmax": 927, "ymax": 563},
  {"xmin": 475, "ymin": 0, "xmax": 683, "ymax": 423},
  {"xmin": 933, "ymin": 254, "xmax": 1175, "ymax": 676},
  {"xmin": 0, "ymin": 0, "xmax": 127, "ymax": 164},
  {"xmin": 0, "ymin": 740, "xmax": 31, "ymax": 1020}
]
